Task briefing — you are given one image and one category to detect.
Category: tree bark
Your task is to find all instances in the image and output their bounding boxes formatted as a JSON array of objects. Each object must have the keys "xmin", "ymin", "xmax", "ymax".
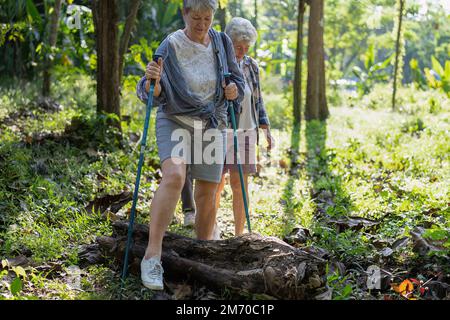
[
  {"xmin": 42, "ymin": 0, "xmax": 63, "ymax": 97},
  {"xmin": 392, "ymin": 0, "xmax": 405, "ymax": 111},
  {"xmin": 82, "ymin": 221, "xmax": 328, "ymax": 299},
  {"xmin": 305, "ymin": 0, "xmax": 329, "ymax": 121},
  {"xmin": 92, "ymin": 0, "xmax": 121, "ymax": 129},
  {"xmin": 293, "ymin": 0, "xmax": 306, "ymax": 126},
  {"xmin": 217, "ymin": 2, "xmax": 226, "ymax": 32},
  {"xmin": 118, "ymin": 0, "xmax": 141, "ymax": 82}
]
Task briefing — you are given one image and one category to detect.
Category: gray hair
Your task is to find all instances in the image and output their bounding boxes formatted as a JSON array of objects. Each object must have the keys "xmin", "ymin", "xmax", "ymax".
[
  {"xmin": 183, "ymin": 0, "xmax": 217, "ymax": 12},
  {"xmin": 225, "ymin": 17, "xmax": 257, "ymax": 46}
]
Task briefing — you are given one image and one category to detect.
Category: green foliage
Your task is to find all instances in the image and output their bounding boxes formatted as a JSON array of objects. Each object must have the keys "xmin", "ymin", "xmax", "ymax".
[
  {"xmin": 0, "ymin": 74, "xmax": 164, "ymax": 299},
  {"xmin": 409, "ymin": 58, "xmax": 426, "ymax": 89},
  {"xmin": 0, "ymin": 260, "xmax": 28, "ymax": 297},
  {"xmin": 424, "ymin": 57, "xmax": 450, "ymax": 96},
  {"xmin": 326, "ymin": 264, "xmax": 353, "ymax": 300},
  {"xmin": 400, "ymin": 117, "xmax": 425, "ymax": 136},
  {"xmin": 352, "ymin": 44, "xmax": 394, "ymax": 96},
  {"xmin": 262, "ymin": 92, "xmax": 292, "ymax": 129}
]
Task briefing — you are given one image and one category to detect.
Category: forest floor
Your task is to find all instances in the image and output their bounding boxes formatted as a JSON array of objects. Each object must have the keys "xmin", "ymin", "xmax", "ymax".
[{"xmin": 0, "ymin": 77, "xmax": 449, "ymax": 300}]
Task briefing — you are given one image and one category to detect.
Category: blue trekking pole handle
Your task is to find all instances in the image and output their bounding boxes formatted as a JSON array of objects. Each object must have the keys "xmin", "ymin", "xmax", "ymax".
[
  {"xmin": 121, "ymin": 56, "xmax": 161, "ymax": 282},
  {"xmin": 224, "ymin": 73, "xmax": 251, "ymax": 233}
]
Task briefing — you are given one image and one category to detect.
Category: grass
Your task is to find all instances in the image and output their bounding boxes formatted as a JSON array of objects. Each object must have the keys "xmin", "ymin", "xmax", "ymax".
[{"xmin": 0, "ymin": 76, "xmax": 449, "ymax": 300}]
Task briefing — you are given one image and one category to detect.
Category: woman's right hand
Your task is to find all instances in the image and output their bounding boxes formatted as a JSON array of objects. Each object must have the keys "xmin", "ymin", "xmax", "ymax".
[{"xmin": 145, "ymin": 58, "xmax": 163, "ymax": 97}]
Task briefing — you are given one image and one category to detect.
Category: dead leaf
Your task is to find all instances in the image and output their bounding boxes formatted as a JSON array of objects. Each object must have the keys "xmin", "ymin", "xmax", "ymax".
[
  {"xmin": 172, "ymin": 283, "xmax": 192, "ymax": 300},
  {"xmin": 329, "ymin": 216, "xmax": 380, "ymax": 232},
  {"xmin": 315, "ymin": 287, "xmax": 333, "ymax": 300},
  {"xmin": 103, "ymin": 210, "xmax": 120, "ymax": 222},
  {"xmin": 7, "ymin": 255, "xmax": 30, "ymax": 267},
  {"xmin": 410, "ymin": 227, "xmax": 446, "ymax": 256},
  {"xmin": 279, "ymin": 159, "xmax": 288, "ymax": 169},
  {"xmin": 392, "ymin": 279, "xmax": 414, "ymax": 295},
  {"xmin": 380, "ymin": 247, "xmax": 394, "ymax": 257},
  {"xmin": 25, "ymin": 135, "xmax": 33, "ymax": 144},
  {"xmin": 129, "ymin": 132, "xmax": 140, "ymax": 143},
  {"xmin": 391, "ymin": 237, "xmax": 410, "ymax": 250},
  {"xmin": 283, "ymin": 227, "xmax": 312, "ymax": 247},
  {"xmin": 85, "ymin": 191, "xmax": 132, "ymax": 215},
  {"xmin": 85, "ymin": 148, "xmax": 98, "ymax": 157}
]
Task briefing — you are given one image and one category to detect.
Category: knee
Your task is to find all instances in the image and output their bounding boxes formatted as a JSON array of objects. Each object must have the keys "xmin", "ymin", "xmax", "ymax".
[
  {"xmin": 196, "ymin": 182, "xmax": 218, "ymax": 201},
  {"xmin": 163, "ymin": 170, "xmax": 185, "ymax": 191}
]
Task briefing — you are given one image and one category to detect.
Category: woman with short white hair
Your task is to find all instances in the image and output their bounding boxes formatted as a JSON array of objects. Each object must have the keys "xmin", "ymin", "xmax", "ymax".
[
  {"xmin": 215, "ymin": 17, "xmax": 274, "ymax": 236},
  {"xmin": 136, "ymin": 0, "xmax": 244, "ymax": 290}
]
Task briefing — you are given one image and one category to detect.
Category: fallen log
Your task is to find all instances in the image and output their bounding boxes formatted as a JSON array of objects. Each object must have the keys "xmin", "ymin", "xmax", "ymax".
[{"xmin": 83, "ymin": 220, "xmax": 328, "ymax": 299}]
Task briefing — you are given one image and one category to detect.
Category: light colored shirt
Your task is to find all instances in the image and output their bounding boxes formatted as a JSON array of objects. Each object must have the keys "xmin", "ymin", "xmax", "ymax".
[
  {"xmin": 238, "ymin": 60, "xmax": 257, "ymax": 130},
  {"xmin": 169, "ymin": 30, "xmax": 217, "ymax": 128},
  {"xmin": 136, "ymin": 29, "xmax": 246, "ymax": 130}
]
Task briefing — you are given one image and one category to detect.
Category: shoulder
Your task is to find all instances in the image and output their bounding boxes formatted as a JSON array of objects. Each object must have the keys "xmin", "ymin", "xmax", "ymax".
[
  {"xmin": 211, "ymin": 29, "xmax": 232, "ymax": 49},
  {"xmin": 156, "ymin": 30, "xmax": 181, "ymax": 57},
  {"xmin": 166, "ymin": 30, "xmax": 184, "ymax": 45}
]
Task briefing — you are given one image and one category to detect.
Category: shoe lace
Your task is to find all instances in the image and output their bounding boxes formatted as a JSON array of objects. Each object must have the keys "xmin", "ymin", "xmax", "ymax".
[{"xmin": 147, "ymin": 261, "xmax": 163, "ymax": 279}]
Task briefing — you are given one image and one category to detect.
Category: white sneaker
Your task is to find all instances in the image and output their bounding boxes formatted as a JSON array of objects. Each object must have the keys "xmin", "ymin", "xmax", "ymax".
[
  {"xmin": 183, "ymin": 210, "xmax": 196, "ymax": 227},
  {"xmin": 212, "ymin": 223, "xmax": 221, "ymax": 240},
  {"xmin": 140, "ymin": 257, "xmax": 164, "ymax": 290}
]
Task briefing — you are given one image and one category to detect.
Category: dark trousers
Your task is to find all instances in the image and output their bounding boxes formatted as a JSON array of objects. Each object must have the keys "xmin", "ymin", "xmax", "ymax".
[{"xmin": 181, "ymin": 165, "xmax": 195, "ymax": 213}]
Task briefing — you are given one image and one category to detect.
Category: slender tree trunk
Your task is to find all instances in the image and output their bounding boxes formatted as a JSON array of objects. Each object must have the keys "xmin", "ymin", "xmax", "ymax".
[
  {"xmin": 392, "ymin": 0, "xmax": 405, "ymax": 111},
  {"xmin": 254, "ymin": 0, "xmax": 258, "ymax": 27},
  {"xmin": 42, "ymin": 0, "xmax": 62, "ymax": 97},
  {"xmin": 293, "ymin": 0, "xmax": 306, "ymax": 126},
  {"xmin": 253, "ymin": 0, "xmax": 258, "ymax": 54},
  {"xmin": 305, "ymin": 0, "xmax": 328, "ymax": 121},
  {"xmin": 217, "ymin": 2, "xmax": 226, "ymax": 32},
  {"xmin": 118, "ymin": 0, "xmax": 141, "ymax": 82},
  {"xmin": 92, "ymin": 0, "xmax": 121, "ymax": 129}
]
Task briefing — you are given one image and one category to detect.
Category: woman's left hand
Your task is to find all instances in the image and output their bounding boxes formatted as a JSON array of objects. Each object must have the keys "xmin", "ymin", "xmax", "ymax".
[
  {"xmin": 223, "ymin": 82, "xmax": 238, "ymax": 100},
  {"xmin": 260, "ymin": 125, "xmax": 275, "ymax": 152}
]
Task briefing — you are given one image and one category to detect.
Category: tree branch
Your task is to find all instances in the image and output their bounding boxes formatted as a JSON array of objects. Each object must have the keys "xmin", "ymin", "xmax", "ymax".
[{"xmin": 118, "ymin": 0, "xmax": 141, "ymax": 82}]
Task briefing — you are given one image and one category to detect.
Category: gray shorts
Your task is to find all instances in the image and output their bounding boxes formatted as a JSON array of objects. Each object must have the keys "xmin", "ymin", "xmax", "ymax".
[
  {"xmin": 155, "ymin": 112, "xmax": 226, "ymax": 183},
  {"xmin": 223, "ymin": 128, "xmax": 257, "ymax": 175}
]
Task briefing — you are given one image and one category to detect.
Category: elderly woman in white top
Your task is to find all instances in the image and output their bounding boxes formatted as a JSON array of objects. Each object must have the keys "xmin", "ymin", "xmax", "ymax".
[
  {"xmin": 215, "ymin": 17, "xmax": 274, "ymax": 236},
  {"xmin": 136, "ymin": 0, "xmax": 244, "ymax": 290}
]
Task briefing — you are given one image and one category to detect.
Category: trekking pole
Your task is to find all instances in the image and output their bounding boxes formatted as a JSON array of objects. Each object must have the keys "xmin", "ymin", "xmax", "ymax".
[
  {"xmin": 224, "ymin": 73, "xmax": 251, "ymax": 233},
  {"xmin": 121, "ymin": 56, "xmax": 161, "ymax": 284}
]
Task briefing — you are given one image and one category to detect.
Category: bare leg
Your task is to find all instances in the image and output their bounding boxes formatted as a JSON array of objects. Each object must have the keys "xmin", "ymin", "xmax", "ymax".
[
  {"xmin": 195, "ymin": 180, "xmax": 219, "ymax": 240},
  {"xmin": 144, "ymin": 158, "xmax": 186, "ymax": 259},
  {"xmin": 214, "ymin": 174, "xmax": 226, "ymax": 213},
  {"xmin": 230, "ymin": 172, "xmax": 249, "ymax": 236}
]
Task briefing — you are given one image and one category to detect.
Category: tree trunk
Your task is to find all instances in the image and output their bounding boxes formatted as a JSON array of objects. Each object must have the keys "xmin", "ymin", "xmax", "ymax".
[
  {"xmin": 305, "ymin": 0, "xmax": 328, "ymax": 121},
  {"xmin": 81, "ymin": 221, "xmax": 328, "ymax": 299},
  {"xmin": 253, "ymin": 0, "xmax": 258, "ymax": 54},
  {"xmin": 293, "ymin": 0, "xmax": 306, "ymax": 126},
  {"xmin": 118, "ymin": 0, "xmax": 141, "ymax": 82},
  {"xmin": 392, "ymin": 0, "xmax": 405, "ymax": 111},
  {"xmin": 217, "ymin": 3, "xmax": 226, "ymax": 32},
  {"xmin": 254, "ymin": 0, "xmax": 258, "ymax": 28},
  {"xmin": 42, "ymin": 0, "xmax": 63, "ymax": 97},
  {"xmin": 92, "ymin": 0, "xmax": 121, "ymax": 129}
]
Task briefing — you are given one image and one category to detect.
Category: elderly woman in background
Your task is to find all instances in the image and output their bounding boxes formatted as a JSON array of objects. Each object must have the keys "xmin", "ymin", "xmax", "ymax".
[
  {"xmin": 215, "ymin": 17, "xmax": 274, "ymax": 237},
  {"xmin": 136, "ymin": 0, "xmax": 244, "ymax": 290}
]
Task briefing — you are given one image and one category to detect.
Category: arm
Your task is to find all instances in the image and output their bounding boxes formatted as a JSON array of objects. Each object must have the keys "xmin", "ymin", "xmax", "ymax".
[
  {"xmin": 252, "ymin": 60, "xmax": 270, "ymax": 127},
  {"xmin": 223, "ymin": 33, "xmax": 245, "ymax": 104},
  {"xmin": 251, "ymin": 59, "xmax": 273, "ymax": 150}
]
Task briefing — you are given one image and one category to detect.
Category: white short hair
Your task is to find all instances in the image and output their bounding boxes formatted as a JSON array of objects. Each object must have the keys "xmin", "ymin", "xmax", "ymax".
[
  {"xmin": 183, "ymin": 0, "xmax": 217, "ymax": 12},
  {"xmin": 225, "ymin": 17, "xmax": 257, "ymax": 46}
]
